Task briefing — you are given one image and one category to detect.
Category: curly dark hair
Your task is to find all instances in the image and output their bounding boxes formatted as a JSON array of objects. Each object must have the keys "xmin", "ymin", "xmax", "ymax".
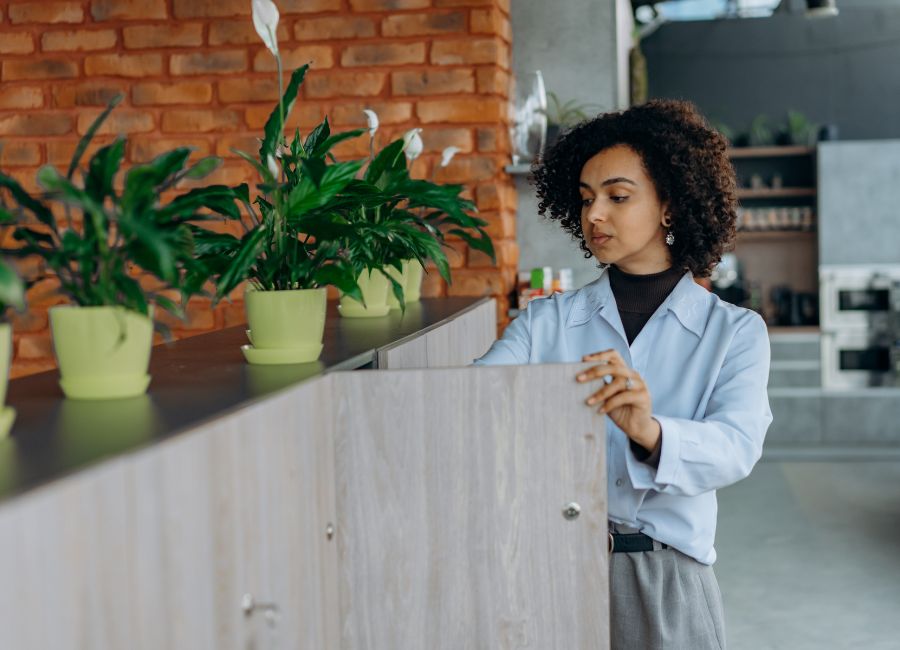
[{"xmin": 532, "ymin": 99, "xmax": 737, "ymax": 277}]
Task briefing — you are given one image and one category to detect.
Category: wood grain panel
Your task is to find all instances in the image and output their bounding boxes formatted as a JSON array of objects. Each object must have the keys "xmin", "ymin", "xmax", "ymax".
[{"xmin": 332, "ymin": 362, "xmax": 608, "ymax": 650}]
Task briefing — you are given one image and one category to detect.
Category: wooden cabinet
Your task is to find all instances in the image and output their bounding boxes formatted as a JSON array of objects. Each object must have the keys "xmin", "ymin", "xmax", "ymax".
[{"xmin": 0, "ymin": 302, "xmax": 612, "ymax": 649}]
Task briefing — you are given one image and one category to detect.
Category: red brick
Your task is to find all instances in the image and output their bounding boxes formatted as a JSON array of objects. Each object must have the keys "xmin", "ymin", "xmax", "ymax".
[
  {"xmin": 10, "ymin": 358, "xmax": 57, "ymax": 379},
  {"xmin": 214, "ymin": 135, "xmax": 261, "ymax": 159},
  {"xmin": 349, "ymin": 0, "xmax": 428, "ymax": 9},
  {"xmin": 471, "ymin": 9, "xmax": 512, "ymax": 41},
  {"xmin": 446, "ymin": 269, "xmax": 507, "ymax": 297},
  {"xmin": 330, "ymin": 135, "xmax": 371, "ymax": 158},
  {"xmin": 132, "ymin": 82, "xmax": 213, "ymax": 106},
  {"xmin": 304, "ymin": 71, "xmax": 386, "ymax": 99},
  {"xmin": 218, "ymin": 78, "xmax": 280, "ymax": 103},
  {"xmin": 8, "ymin": 2, "xmax": 83, "ymax": 24},
  {"xmin": 172, "ymin": 0, "xmax": 249, "ymax": 18},
  {"xmin": 0, "ymin": 114, "xmax": 73, "ymax": 137},
  {"xmin": 477, "ymin": 126, "xmax": 508, "ymax": 152},
  {"xmin": 44, "ymin": 136, "xmax": 116, "ymax": 166},
  {"xmin": 208, "ymin": 20, "xmax": 289, "ymax": 46},
  {"xmin": 294, "ymin": 16, "xmax": 376, "ymax": 41},
  {"xmin": 16, "ymin": 333, "xmax": 54, "ymax": 360},
  {"xmin": 130, "ymin": 138, "xmax": 211, "ymax": 163},
  {"xmin": 435, "ymin": 0, "xmax": 494, "ymax": 5},
  {"xmin": 0, "ymin": 142, "xmax": 41, "ymax": 166},
  {"xmin": 420, "ymin": 271, "xmax": 447, "ymax": 298},
  {"xmin": 342, "ymin": 43, "xmax": 426, "ymax": 67},
  {"xmin": 382, "ymin": 12, "xmax": 465, "ymax": 37},
  {"xmin": 476, "ymin": 183, "xmax": 516, "ymax": 212},
  {"xmin": 496, "ymin": 0, "xmax": 510, "ymax": 14},
  {"xmin": 476, "ymin": 67, "xmax": 510, "ymax": 96},
  {"xmin": 221, "ymin": 301, "xmax": 247, "ymax": 328},
  {"xmin": 53, "ymin": 82, "xmax": 124, "ymax": 108},
  {"xmin": 9, "ymin": 308, "xmax": 48, "ymax": 334},
  {"xmin": 432, "ymin": 38, "xmax": 508, "ymax": 67},
  {"xmin": 123, "ymin": 24, "xmax": 203, "ymax": 49},
  {"xmin": 417, "ymin": 98, "xmax": 503, "ymax": 124},
  {"xmin": 331, "ymin": 101, "xmax": 413, "ymax": 127},
  {"xmin": 253, "ymin": 45, "xmax": 334, "ymax": 72},
  {"xmin": 418, "ymin": 127, "xmax": 474, "ymax": 153},
  {"xmin": 391, "ymin": 69, "xmax": 475, "ymax": 96},
  {"xmin": 186, "ymin": 163, "xmax": 252, "ymax": 187},
  {"xmin": 157, "ymin": 300, "xmax": 215, "ymax": 331},
  {"xmin": 171, "ymin": 51, "xmax": 247, "ymax": 76},
  {"xmin": 84, "ymin": 53, "xmax": 163, "ymax": 78},
  {"xmin": 41, "ymin": 29, "xmax": 117, "ymax": 52},
  {"xmin": 77, "ymin": 110, "xmax": 155, "ymax": 136},
  {"xmin": 0, "ymin": 86, "xmax": 44, "ymax": 109},
  {"xmin": 245, "ymin": 104, "xmax": 327, "ymax": 129},
  {"xmin": 482, "ymin": 210, "xmax": 515, "ymax": 239},
  {"xmin": 2, "ymin": 59, "xmax": 78, "ymax": 81},
  {"xmin": 161, "ymin": 110, "xmax": 242, "ymax": 133},
  {"xmin": 432, "ymin": 155, "xmax": 498, "ymax": 183},
  {"xmin": 468, "ymin": 238, "xmax": 517, "ymax": 269},
  {"xmin": 279, "ymin": 0, "xmax": 342, "ymax": 10},
  {"xmin": 91, "ymin": 0, "xmax": 167, "ymax": 20},
  {"xmin": 0, "ymin": 32, "xmax": 34, "ymax": 54}
]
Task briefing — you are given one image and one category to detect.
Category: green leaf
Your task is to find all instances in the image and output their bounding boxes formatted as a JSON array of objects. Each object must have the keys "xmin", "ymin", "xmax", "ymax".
[
  {"xmin": 216, "ymin": 227, "xmax": 266, "ymax": 298},
  {"xmin": 84, "ymin": 138, "xmax": 125, "ymax": 201},
  {"xmin": 0, "ymin": 172, "xmax": 56, "ymax": 230},
  {"xmin": 112, "ymin": 272, "xmax": 149, "ymax": 317},
  {"xmin": 231, "ymin": 147, "xmax": 273, "ymax": 184},
  {"xmin": 448, "ymin": 228, "xmax": 495, "ymax": 260},
  {"xmin": 0, "ymin": 260, "xmax": 25, "ymax": 312},
  {"xmin": 67, "ymin": 93, "xmax": 123, "ymax": 180},
  {"xmin": 184, "ymin": 156, "xmax": 222, "ymax": 179},
  {"xmin": 314, "ymin": 263, "xmax": 363, "ymax": 304},
  {"xmin": 365, "ymin": 139, "xmax": 405, "ymax": 186},
  {"xmin": 158, "ymin": 185, "xmax": 241, "ymax": 221},
  {"xmin": 304, "ymin": 116, "xmax": 330, "ymax": 156},
  {"xmin": 260, "ymin": 64, "xmax": 309, "ymax": 161},
  {"xmin": 121, "ymin": 148, "xmax": 192, "ymax": 215},
  {"xmin": 312, "ymin": 129, "xmax": 366, "ymax": 158}
]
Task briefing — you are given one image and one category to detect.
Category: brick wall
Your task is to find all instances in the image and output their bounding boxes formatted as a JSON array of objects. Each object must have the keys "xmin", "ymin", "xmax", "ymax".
[{"xmin": 0, "ymin": 0, "xmax": 518, "ymax": 379}]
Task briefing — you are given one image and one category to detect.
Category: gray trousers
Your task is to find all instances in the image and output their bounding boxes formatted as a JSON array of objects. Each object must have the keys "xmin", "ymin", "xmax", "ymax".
[{"xmin": 609, "ymin": 527, "xmax": 726, "ymax": 650}]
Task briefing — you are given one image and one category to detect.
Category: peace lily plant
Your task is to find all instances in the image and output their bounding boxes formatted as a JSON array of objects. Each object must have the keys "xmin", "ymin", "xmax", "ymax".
[
  {"xmin": 0, "ymin": 258, "xmax": 24, "ymax": 434},
  {"xmin": 0, "ymin": 99, "xmax": 236, "ymax": 399},
  {"xmin": 192, "ymin": 0, "xmax": 366, "ymax": 364}
]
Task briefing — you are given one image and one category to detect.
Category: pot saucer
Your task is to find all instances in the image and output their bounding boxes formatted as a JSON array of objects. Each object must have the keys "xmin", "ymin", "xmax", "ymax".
[
  {"xmin": 0, "ymin": 406, "xmax": 15, "ymax": 438},
  {"xmin": 59, "ymin": 374, "xmax": 152, "ymax": 400},
  {"xmin": 241, "ymin": 344, "xmax": 323, "ymax": 365}
]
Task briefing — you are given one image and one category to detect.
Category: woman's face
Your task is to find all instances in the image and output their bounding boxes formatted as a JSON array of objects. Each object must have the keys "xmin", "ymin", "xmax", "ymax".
[{"xmin": 578, "ymin": 144, "xmax": 672, "ymax": 275}]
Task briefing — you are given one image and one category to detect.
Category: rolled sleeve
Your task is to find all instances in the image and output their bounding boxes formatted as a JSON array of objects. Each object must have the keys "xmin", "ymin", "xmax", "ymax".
[{"xmin": 624, "ymin": 312, "xmax": 772, "ymax": 497}]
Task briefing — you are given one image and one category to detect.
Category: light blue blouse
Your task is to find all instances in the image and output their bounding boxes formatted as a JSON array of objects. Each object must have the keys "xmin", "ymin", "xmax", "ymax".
[{"xmin": 474, "ymin": 268, "xmax": 772, "ymax": 565}]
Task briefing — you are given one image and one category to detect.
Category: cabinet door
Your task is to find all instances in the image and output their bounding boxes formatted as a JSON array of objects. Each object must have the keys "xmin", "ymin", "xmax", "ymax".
[
  {"xmin": 332, "ymin": 362, "xmax": 608, "ymax": 649},
  {"xmin": 424, "ymin": 298, "xmax": 496, "ymax": 367},
  {"xmin": 0, "ymin": 377, "xmax": 339, "ymax": 650}
]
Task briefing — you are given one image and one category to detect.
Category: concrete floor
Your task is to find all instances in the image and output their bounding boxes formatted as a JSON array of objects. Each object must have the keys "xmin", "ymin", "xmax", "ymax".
[{"xmin": 715, "ymin": 459, "xmax": 900, "ymax": 650}]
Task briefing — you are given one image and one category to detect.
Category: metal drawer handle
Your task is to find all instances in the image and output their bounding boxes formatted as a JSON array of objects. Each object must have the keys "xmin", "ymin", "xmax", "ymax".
[
  {"xmin": 562, "ymin": 502, "xmax": 581, "ymax": 521},
  {"xmin": 241, "ymin": 593, "xmax": 280, "ymax": 627}
]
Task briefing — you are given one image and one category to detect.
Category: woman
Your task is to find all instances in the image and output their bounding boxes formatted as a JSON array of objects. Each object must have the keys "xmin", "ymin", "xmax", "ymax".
[{"xmin": 474, "ymin": 99, "xmax": 772, "ymax": 649}]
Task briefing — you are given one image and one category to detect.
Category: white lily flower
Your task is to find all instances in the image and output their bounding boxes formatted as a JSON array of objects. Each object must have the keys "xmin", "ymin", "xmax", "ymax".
[
  {"xmin": 266, "ymin": 153, "xmax": 280, "ymax": 179},
  {"xmin": 252, "ymin": 0, "xmax": 280, "ymax": 57},
  {"xmin": 363, "ymin": 109, "xmax": 379, "ymax": 136},
  {"xmin": 402, "ymin": 128, "xmax": 423, "ymax": 162},
  {"xmin": 440, "ymin": 146, "xmax": 461, "ymax": 168}
]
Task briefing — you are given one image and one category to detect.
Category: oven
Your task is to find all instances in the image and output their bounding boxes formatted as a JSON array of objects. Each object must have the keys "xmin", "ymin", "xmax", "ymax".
[
  {"xmin": 819, "ymin": 266, "xmax": 900, "ymax": 331},
  {"xmin": 821, "ymin": 329, "xmax": 898, "ymax": 389}
]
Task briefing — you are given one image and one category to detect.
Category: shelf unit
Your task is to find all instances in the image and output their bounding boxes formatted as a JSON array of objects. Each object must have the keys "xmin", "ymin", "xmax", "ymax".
[{"xmin": 729, "ymin": 146, "xmax": 819, "ymax": 327}]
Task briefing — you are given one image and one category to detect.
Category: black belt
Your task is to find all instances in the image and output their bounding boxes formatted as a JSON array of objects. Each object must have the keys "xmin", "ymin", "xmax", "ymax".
[{"xmin": 608, "ymin": 531, "xmax": 669, "ymax": 554}]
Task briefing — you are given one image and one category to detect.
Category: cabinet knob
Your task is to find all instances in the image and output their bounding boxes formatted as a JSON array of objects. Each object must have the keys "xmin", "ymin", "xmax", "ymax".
[
  {"xmin": 326, "ymin": 522, "xmax": 335, "ymax": 540},
  {"xmin": 562, "ymin": 502, "xmax": 581, "ymax": 521},
  {"xmin": 241, "ymin": 593, "xmax": 280, "ymax": 627}
]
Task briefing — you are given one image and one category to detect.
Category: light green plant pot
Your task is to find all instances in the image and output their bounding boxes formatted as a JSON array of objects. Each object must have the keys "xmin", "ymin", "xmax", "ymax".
[
  {"xmin": 49, "ymin": 306, "xmax": 154, "ymax": 400},
  {"xmin": 0, "ymin": 323, "xmax": 14, "ymax": 437},
  {"xmin": 243, "ymin": 287, "xmax": 327, "ymax": 364},
  {"xmin": 386, "ymin": 260, "xmax": 424, "ymax": 310},
  {"xmin": 339, "ymin": 269, "xmax": 391, "ymax": 318}
]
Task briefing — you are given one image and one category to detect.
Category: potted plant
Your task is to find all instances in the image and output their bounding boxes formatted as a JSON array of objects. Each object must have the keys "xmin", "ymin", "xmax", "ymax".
[
  {"xmin": 0, "ymin": 99, "xmax": 234, "ymax": 399},
  {"xmin": 0, "ymin": 258, "xmax": 24, "ymax": 435},
  {"xmin": 192, "ymin": 0, "xmax": 365, "ymax": 364},
  {"xmin": 541, "ymin": 91, "xmax": 604, "ymax": 150},
  {"xmin": 338, "ymin": 122, "xmax": 496, "ymax": 317}
]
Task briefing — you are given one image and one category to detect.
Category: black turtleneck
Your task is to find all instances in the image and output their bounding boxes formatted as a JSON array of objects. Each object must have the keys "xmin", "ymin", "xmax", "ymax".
[
  {"xmin": 607, "ymin": 264, "xmax": 685, "ymax": 467},
  {"xmin": 608, "ymin": 264, "xmax": 684, "ymax": 345}
]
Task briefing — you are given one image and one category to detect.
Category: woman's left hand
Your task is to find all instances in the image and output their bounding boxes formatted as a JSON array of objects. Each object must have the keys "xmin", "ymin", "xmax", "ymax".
[{"xmin": 576, "ymin": 349, "xmax": 661, "ymax": 451}]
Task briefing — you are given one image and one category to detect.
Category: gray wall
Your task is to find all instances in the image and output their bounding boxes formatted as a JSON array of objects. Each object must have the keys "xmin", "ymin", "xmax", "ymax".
[
  {"xmin": 512, "ymin": 0, "xmax": 631, "ymax": 290},
  {"xmin": 642, "ymin": 5, "xmax": 900, "ymax": 140},
  {"xmin": 817, "ymin": 140, "xmax": 900, "ymax": 266}
]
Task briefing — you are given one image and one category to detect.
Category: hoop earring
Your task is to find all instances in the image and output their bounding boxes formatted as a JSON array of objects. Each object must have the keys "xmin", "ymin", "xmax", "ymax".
[{"xmin": 665, "ymin": 231, "xmax": 675, "ymax": 246}]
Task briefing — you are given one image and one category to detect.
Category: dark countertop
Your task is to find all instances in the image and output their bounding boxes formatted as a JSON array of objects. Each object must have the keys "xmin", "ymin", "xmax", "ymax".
[{"xmin": 0, "ymin": 297, "xmax": 489, "ymax": 503}]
